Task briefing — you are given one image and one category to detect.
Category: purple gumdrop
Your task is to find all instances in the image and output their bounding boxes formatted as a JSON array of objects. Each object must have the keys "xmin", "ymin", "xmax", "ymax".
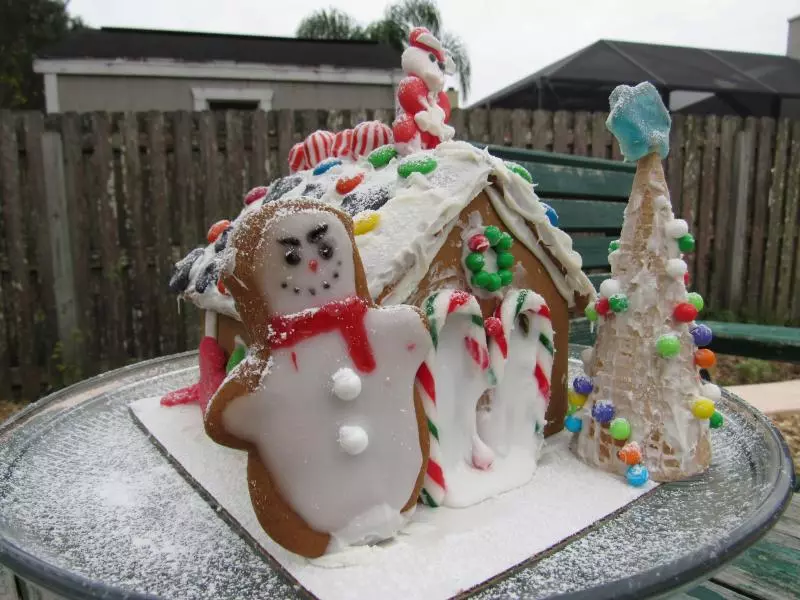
[
  {"xmin": 690, "ymin": 324, "xmax": 713, "ymax": 347},
  {"xmin": 592, "ymin": 401, "xmax": 615, "ymax": 424},
  {"xmin": 573, "ymin": 375, "xmax": 594, "ymax": 395}
]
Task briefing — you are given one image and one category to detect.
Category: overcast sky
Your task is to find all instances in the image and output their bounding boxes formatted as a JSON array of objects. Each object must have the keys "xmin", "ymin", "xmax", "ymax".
[{"xmin": 68, "ymin": 0, "xmax": 800, "ymax": 104}]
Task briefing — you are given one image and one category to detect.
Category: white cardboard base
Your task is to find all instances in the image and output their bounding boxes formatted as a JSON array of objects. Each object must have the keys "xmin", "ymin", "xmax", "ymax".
[{"xmin": 130, "ymin": 397, "xmax": 655, "ymax": 600}]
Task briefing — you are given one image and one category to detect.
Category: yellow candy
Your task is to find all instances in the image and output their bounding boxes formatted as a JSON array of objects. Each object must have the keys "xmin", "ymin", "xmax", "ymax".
[
  {"xmin": 692, "ymin": 397, "xmax": 715, "ymax": 420},
  {"xmin": 353, "ymin": 212, "xmax": 380, "ymax": 235},
  {"xmin": 568, "ymin": 390, "xmax": 588, "ymax": 408}
]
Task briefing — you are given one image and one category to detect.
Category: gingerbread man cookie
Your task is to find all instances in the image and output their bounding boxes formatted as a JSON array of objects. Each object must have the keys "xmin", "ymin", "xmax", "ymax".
[{"xmin": 205, "ymin": 199, "xmax": 431, "ymax": 558}]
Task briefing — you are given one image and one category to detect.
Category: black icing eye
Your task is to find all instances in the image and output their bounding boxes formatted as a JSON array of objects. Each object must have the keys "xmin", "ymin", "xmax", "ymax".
[
  {"xmin": 438, "ymin": 61, "xmax": 445, "ymax": 71},
  {"xmin": 285, "ymin": 248, "xmax": 301, "ymax": 266},
  {"xmin": 428, "ymin": 53, "xmax": 436, "ymax": 63},
  {"xmin": 318, "ymin": 242, "xmax": 334, "ymax": 260}
]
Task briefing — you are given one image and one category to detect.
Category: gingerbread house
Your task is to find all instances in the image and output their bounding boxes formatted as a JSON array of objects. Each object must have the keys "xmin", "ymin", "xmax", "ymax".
[{"xmin": 166, "ymin": 28, "xmax": 595, "ymax": 509}]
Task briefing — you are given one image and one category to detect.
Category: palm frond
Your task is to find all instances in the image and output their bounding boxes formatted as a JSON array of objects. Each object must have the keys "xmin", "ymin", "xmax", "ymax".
[
  {"xmin": 440, "ymin": 31, "xmax": 471, "ymax": 98},
  {"xmin": 296, "ymin": 8, "xmax": 365, "ymax": 40},
  {"xmin": 384, "ymin": 0, "xmax": 442, "ymax": 38}
]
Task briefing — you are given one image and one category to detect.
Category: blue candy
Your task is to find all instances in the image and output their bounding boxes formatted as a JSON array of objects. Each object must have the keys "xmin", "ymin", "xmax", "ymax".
[
  {"xmin": 572, "ymin": 375, "xmax": 593, "ymax": 395},
  {"xmin": 606, "ymin": 82, "xmax": 671, "ymax": 162},
  {"xmin": 592, "ymin": 400, "xmax": 615, "ymax": 424},
  {"xmin": 690, "ymin": 324, "xmax": 713, "ymax": 347},
  {"xmin": 313, "ymin": 158, "xmax": 342, "ymax": 175},
  {"xmin": 565, "ymin": 415, "xmax": 583, "ymax": 433},
  {"xmin": 626, "ymin": 464, "xmax": 650, "ymax": 487},
  {"xmin": 541, "ymin": 202, "xmax": 559, "ymax": 227}
]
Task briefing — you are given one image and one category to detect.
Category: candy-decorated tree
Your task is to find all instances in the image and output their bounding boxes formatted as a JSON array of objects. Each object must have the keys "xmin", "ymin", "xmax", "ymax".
[{"xmin": 569, "ymin": 82, "xmax": 722, "ymax": 485}]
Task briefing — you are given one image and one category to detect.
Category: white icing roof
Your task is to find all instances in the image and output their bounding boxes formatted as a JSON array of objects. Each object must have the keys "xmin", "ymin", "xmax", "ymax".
[{"xmin": 170, "ymin": 141, "xmax": 595, "ymax": 318}]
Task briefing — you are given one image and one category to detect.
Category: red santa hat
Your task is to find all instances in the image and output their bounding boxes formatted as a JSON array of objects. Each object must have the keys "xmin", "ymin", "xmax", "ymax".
[{"xmin": 409, "ymin": 27, "xmax": 445, "ymax": 63}]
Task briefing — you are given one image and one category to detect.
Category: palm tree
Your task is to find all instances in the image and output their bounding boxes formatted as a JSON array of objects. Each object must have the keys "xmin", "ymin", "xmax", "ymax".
[{"xmin": 296, "ymin": 0, "xmax": 471, "ymax": 98}]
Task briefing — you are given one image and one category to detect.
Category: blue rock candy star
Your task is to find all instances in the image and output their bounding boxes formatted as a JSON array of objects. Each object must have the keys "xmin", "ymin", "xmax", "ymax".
[{"xmin": 606, "ymin": 82, "xmax": 671, "ymax": 162}]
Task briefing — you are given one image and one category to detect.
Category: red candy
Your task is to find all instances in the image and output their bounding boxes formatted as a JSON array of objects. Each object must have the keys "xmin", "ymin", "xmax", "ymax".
[
  {"xmin": 596, "ymin": 297, "xmax": 611, "ymax": 317},
  {"xmin": 468, "ymin": 234, "xmax": 490, "ymax": 252},
  {"xmin": 288, "ymin": 142, "xmax": 308, "ymax": 173},
  {"xmin": 336, "ymin": 172, "xmax": 365, "ymax": 195},
  {"xmin": 244, "ymin": 186, "xmax": 268, "ymax": 205},
  {"xmin": 684, "ymin": 271, "xmax": 691, "ymax": 286},
  {"xmin": 207, "ymin": 219, "xmax": 230, "ymax": 243},
  {"xmin": 332, "ymin": 129, "xmax": 354, "ymax": 158},
  {"xmin": 673, "ymin": 302, "xmax": 699, "ymax": 323},
  {"xmin": 217, "ymin": 279, "xmax": 227, "ymax": 295},
  {"xmin": 484, "ymin": 316, "xmax": 503, "ymax": 338}
]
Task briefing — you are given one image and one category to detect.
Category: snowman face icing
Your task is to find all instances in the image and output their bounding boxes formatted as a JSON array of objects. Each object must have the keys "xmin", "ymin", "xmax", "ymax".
[
  {"xmin": 402, "ymin": 46, "xmax": 446, "ymax": 92},
  {"xmin": 258, "ymin": 210, "xmax": 356, "ymax": 315}
]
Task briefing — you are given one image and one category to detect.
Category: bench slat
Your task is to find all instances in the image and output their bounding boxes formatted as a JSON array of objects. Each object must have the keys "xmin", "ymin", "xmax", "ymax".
[
  {"xmin": 572, "ymin": 237, "xmax": 616, "ymax": 269},
  {"xmin": 701, "ymin": 321, "xmax": 800, "ymax": 362},
  {"xmin": 547, "ymin": 199, "xmax": 626, "ymax": 232}
]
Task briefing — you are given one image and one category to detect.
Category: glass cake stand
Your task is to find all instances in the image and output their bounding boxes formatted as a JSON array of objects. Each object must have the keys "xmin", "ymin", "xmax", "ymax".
[{"xmin": 0, "ymin": 347, "xmax": 795, "ymax": 600}]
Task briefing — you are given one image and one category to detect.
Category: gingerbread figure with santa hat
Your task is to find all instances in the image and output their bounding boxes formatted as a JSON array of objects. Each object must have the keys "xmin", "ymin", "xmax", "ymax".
[{"xmin": 393, "ymin": 27, "xmax": 456, "ymax": 151}]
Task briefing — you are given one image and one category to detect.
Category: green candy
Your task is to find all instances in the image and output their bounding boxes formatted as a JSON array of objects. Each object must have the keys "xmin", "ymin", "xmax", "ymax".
[
  {"xmin": 585, "ymin": 305, "xmax": 598, "ymax": 322},
  {"xmin": 678, "ymin": 233, "xmax": 696, "ymax": 253},
  {"xmin": 505, "ymin": 161, "xmax": 533, "ymax": 183},
  {"xmin": 656, "ymin": 334, "xmax": 681, "ymax": 358},
  {"xmin": 609, "ymin": 239, "xmax": 621, "ymax": 253},
  {"xmin": 367, "ymin": 145, "xmax": 398, "ymax": 168},
  {"xmin": 709, "ymin": 411, "xmax": 724, "ymax": 429},
  {"xmin": 609, "ymin": 293, "xmax": 629, "ymax": 313},
  {"xmin": 609, "ymin": 417, "xmax": 631, "ymax": 441},
  {"xmin": 495, "ymin": 233, "xmax": 513, "ymax": 250},
  {"xmin": 465, "ymin": 252, "xmax": 485, "ymax": 272},
  {"xmin": 687, "ymin": 292, "xmax": 704, "ymax": 312},
  {"xmin": 226, "ymin": 343, "xmax": 247, "ymax": 373},
  {"xmin": 484, "ymin": 226, "xmax": 502, "ymax": 246},
  {"xmin": 397, "ymin": 156, "xmax": 437, "ymax": 178},
  {"xmin": 499, "ymin": 269, "xmax": 513, "ymax": 286},
  {"xmin": 472, "ymin": 271, "xmax": 491, "ymax": 289},
  {"xmin": 496, "ymin": 251, "xmax": 514, "ymax": 269},
  {"xmin": 485, "ymin": 273, "xmax": 502, "ymax": 292},
  {"xmin": 567, "ymin": 403, "xmax": 579, "ymax": 416}
]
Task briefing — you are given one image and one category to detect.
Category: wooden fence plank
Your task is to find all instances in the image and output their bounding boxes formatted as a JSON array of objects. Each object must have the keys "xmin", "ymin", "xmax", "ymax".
[
  {"xmin": 726, "ymin": 121, "xmax": 755, "ymax": 309},
  {"xmin": 91, "ymin": 112, "xmax": 126, "ymax": 366},
  {"xmin": 173, "ymin": 111, "xmax": 195, "ymax": 350},
  {"xmin": 468, "ymin": 108, "xmax": 489, "ymax": 145},
  {"xmin": 276, "ymin": 109, "xmax": 294, "ymax": 177},
  {"xmin": 147, "ymin": 112, "xmax": 179, "ymax": 355},
  {"xmin": 23, "ymin": 113, "xmax": 58, "ymax": 385},
  {"xmin": 746, "ymin": 118, "xmax": 776, "ymax": 317},
  {"xmin": 681, "ymin": 115, "xmax": 704, "ymax": 280},
  {"xmin": 590, "ymin": 112, "xmax": 609, "ymax": 159},
  {"xmin": 449, "ymin": 108, "xmax": 466, "ymax": 141},
  {"xmin": 776, "ymin": 120, "xmax": 800, "ymax": 322},
  {"xmin": 61, "ymin": 112, "xmax": 94, "ymax": 375},
  {"xmin": 509, "ymin": 109, "xmax": 531, "ymax": 148},
  {"xmin": 553, "ymin": 110, "xmax": 572, "ymax": 154},
  {"xmin": 225, "ymin": 111, "xmax": 246, "ymax": 215},
  {"xmin": 0, "ymin": 112, "xmax": 37, "ymax": 399},
  {"xmin": 573, "ymin": 112, "xmax": 589, "ymax": 156},
  {"xmin": 251, "ymin": 109, "xmax": 270, "ymax": 187},
  {"xmin": 695, "ymin": 115, "xmax": 719, "ymax": 300},
  {"xmin": 489, "ymin": 108, "xmax": 511, "ymax": 146},
  {"xmin": 199, "ymin": 112, "xmax": 222, "ymax": 225},
  {"xmin": 120, "ymin": 112, "xmax": 152, "ymax": 359},
  {"xmin": 532, "ymin": 110, "xmax": 552, "ymax": 151},
  {"xmin": 666, "ymin": 113, "xmax": 685, "ymax": 213},
  {"xmin": 760, "ymin": 119, "xmax": 790, "ymax": 319}
]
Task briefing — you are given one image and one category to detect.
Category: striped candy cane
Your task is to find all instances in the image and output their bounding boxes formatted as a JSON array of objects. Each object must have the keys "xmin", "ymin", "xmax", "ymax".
[
  {"xmin": 288, "ymin": 142, "xmax": 308, "ymax": 173},
  {"xmin": 303, "ymin": 130, "xmax": 335, "ymax": 168},
  {"xmin": 418, "ymin": 289, "xmax": 493, "ymax": 507},
  {"xmin": 332, "ymin": 129, "xmax": 354, "ymax": 159},
  {"xmin": 350, "ymin": 121, "xmax": 394, "ymax": 158}
]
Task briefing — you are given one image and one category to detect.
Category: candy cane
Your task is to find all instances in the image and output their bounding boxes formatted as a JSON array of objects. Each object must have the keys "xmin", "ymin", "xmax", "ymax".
[
  {"xmin": 288, "ymin": 142, "xmax": 308, "ymax": 173},
  {"xmin": 303, "ymin": 130, "xmax": 335, "ymax": 168},
  {"xmin": 350, "ymin": 121, "xmax": 393, "ymax": 158},
  {"xmin": 419, "ymin": 289, "xmax": 492, "ymax": 506},
  {"xmin": 332, "ymin": 129, "xmax": 354, "ymax": 159}
]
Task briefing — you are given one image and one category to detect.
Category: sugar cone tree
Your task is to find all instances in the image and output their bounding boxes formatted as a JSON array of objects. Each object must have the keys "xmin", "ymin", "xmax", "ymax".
[{"xmin": 569, "ymin": 83, "xmax": 723, "ymax": 485}]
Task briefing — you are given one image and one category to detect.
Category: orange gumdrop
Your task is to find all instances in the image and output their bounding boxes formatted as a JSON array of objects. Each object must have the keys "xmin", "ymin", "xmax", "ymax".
[
  {"xmin": 617, "ymin": 442, "xmax": 642, "ymax": 465},
  {"xmin": 207, "ymin": 219, "xmax": 231, "ymax": 243},
  {"xmin": 695, "ymin": 348, "xmax": 716, "ymax": 368}
]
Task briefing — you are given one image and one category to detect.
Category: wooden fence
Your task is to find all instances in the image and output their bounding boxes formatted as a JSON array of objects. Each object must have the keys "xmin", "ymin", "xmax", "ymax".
[{"xmin": 0, "ymin": 107, "xmax": 798, "ymax": 400}]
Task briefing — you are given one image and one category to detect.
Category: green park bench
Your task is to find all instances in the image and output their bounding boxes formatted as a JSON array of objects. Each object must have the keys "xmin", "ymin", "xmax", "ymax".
[{"xmin": 484, "ymin": 144, "xmax": 800, "ymax": 363}]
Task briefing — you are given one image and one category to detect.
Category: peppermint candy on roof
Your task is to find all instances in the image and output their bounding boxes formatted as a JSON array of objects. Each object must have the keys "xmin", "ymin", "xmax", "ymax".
[
  {"xmin": 332, "ymin": 129, "xmax": 354, "ymax": 158},
  {"xmin": 350, "ymin": 121, "xmax": 393, "ymax": 158},
  {"xmin": 288, "ymin": 142, "xmax": 308, "ymax": 173},
  {"xmin": 303, "ymin": 130, "xmax": 335, "ymax": 168}
]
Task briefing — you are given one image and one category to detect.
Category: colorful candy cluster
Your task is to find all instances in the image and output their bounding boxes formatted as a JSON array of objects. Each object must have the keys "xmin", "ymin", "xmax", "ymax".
[
  {"xmin": 464, "ymin": 225, "xmax": 516, "ymax": 292},
  {"xmin": 288, "ymin": 121, "xmax": 393, "ymax": 172}
]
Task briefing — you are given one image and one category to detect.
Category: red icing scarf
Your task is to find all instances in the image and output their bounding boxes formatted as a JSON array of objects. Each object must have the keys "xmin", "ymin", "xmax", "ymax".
[{"xmin": 267, "ymin": 295, "xmax": 376, "ymax": 373}]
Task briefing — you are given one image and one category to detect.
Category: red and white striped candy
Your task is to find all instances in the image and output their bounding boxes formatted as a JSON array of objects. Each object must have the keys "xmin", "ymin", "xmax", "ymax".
[
  {"xmin": 303, "ymin": 130, "xmax": 335, "ymax": 168},
  {"xmin": 287, "ymin": 142, "xmax": 308, "ymax": 173},
  {"xmin": 332, "ymin": 129, "xmax": 354, "ymax": 159},
  {"xmin": 350, "ymin": 121, "xmax": 393, "ymax": 158}
]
